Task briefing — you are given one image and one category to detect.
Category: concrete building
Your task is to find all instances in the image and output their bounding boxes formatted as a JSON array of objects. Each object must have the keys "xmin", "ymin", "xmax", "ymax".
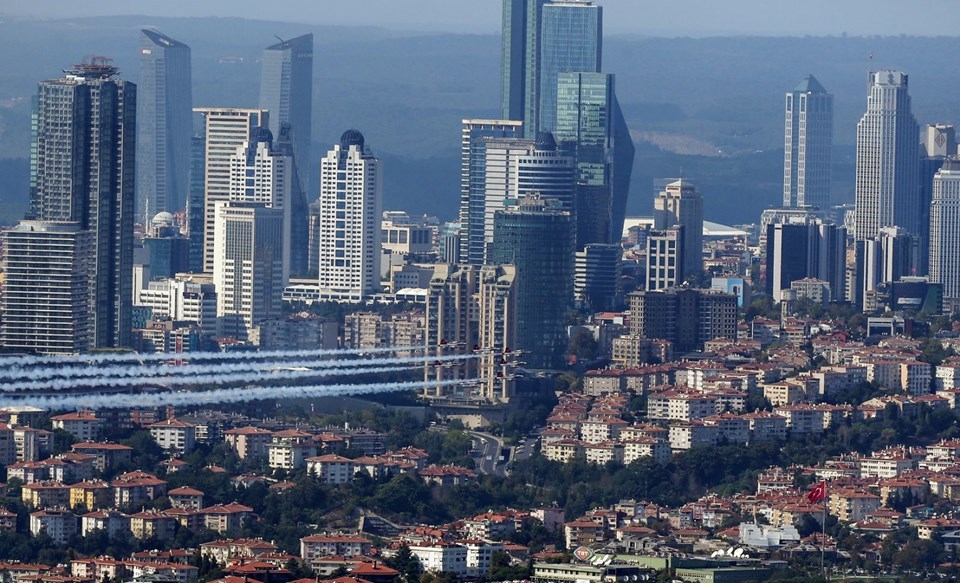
[
  {"xmin": 629, "ymin": 288, "xmax": 738, "ymax": 353},
  {"xmin": 213, "ymin": 202, "xmax": 284, "ymax": 342},
  {"xmin": 0, "ymin": 222, "xmax": 93, "ymax": 354},
  {"xmin": 316, "ymin": 130, "xmax": 382, "ymax": 302},
  {"xmin": 194, "ymin": 107, "xmax": 268, "ymax": 273},
  {"xmin": 654, "ymin": 178, "xmax": 703, "ymax": 278}
]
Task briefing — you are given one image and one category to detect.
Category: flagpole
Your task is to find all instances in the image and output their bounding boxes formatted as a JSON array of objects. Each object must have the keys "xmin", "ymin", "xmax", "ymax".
[{"xmin": 821, "ymin": 500, "xmax": 826, "ymax": 579}]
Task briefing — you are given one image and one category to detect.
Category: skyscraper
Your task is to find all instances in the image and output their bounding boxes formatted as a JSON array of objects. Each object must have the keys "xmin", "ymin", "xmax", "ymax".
[
  {"xmin": 537, "ymin": 0, "xmax": 601, "ymax": 135},
  {"xmin": 928, "ymin": 157, "xmax": 960, "ymax": 304},
  {"xmin": 213, "ymin": 202, "xmax": 284, "ymax": 341},
  {"xmin": 919, "ymin": 124, "xmax": 957, "ymax": 276},
  {"xmin": 259, "ymin": 33, "xmax": 313, "ymax": 187},
  {"xmin": 653, "ymin": 178, "xmax": 704, "ymax": 279},
  {"xmin": 853, "ymin": 70, "xmax": 920, "ymax": 240},
  {"xmin": 0, "ymin": 223, "xmax": 94, "ymax": 354},
  {"xmin": 316, "ymin": 130, "xmax": 382, "ymax": 302},
  {"xmin": 459, "ymin": 119, "xmax": 523, "ymax": 266},
  {"xmin": 137, "ymin": 29, "xmax": 192, "ymax": 222},
  {"xmin": 500, "ymin": 0, "xmax": 547, "ymax": 132},
  {"xmin": 30, "ymin": 58, "xmax": 136, "ymax": 349},
  {"xmin": 783, "ymin": 75, "xmax": 832, "ymax": 209},
  {"xmin": 554, "ymin": 71, "xmax": 634, "ymax": 246},
  {"xmin": 490, "ymin": 195, "xmax": 575, "ymax": 369},
  {"xmin": 516, "ymin": 132, "xmax": 576, "ymax": 208},
  {"xmin": 194, "ymin": 107, "xmax": 268, "ymax": 273},
  {"xmin": 227, "ymin": 126, "xmax": 295, "ymax": 284}
]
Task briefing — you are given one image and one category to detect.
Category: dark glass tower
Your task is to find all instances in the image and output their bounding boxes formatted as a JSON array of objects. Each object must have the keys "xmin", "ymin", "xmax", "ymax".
[
  {"xmin": 137, "ymin": 29, "xmax": 192, "ymax": 222},
  {"xmin": 32, "ymin": 59, "xmax": 136, "ymax": 348},
  {"xmin": 259, "ymin": 33, "xmax": 313, "ymax": 188},
  {"xmin": 501, "ymin": 0, "xmax": 546, "ymax": 131},
  {"xmin": 490, "ymin": 196, "xmax": 575, "ymax": 369}
]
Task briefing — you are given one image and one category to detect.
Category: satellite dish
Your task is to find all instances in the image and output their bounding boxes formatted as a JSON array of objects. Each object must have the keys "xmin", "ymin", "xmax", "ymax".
[{"xmin": 733, "ymin": 548, "xmax": 744, "ymax": 557}]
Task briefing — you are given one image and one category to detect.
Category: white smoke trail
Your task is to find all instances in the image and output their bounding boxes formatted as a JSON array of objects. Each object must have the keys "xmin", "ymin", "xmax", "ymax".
[
  {"xmin": 0, "ymin": 343, "xmax": 430, "ymax": 369},
  {"xmin": 0, "ymin": 352, "xmax": 475, "ymax": 387},
  {"xmin": 0, "ymin": 378, "xmax": 466, "ymax": 411}
]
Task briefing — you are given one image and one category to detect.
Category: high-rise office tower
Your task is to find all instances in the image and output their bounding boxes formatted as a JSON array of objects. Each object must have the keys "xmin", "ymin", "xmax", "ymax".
[
  {"xmin": 555, "ymin": 71, "xmax": 634, "ymax": 246},
  {"xmin": 137, "ymin": 29, "xmax": 192, "ymax": 222},
  {"xmin": 919, "ymin": 124, "xmax": 957, "ymax": 277},
  {"xmin": 929, "ymin": 157, "xmax": 960, "ymax": 303},
  {"xmin": 316, "ymin": 130, "xmax": 382, "ymax": 302},
  {"xmin": 516, "ymin": 132, "xmax": 576, "ymax": 208},
  {"xmin": 30, "ymin": 59, "xmax": 135, "ymax": 349},
  {"xmin": 213, "ymin": 203, "xmax": 284, "ymax": 342},
  {"xmin": 653, "ymin": 178, "xmax": 703, "ymax": 278},
  {"xmin": 227, "ymin": 126, "xmax": 297, "ymax": 284},
  {"xmin": 490, "ymin": 195, "xmax": 575, "ymax": 369},
  {"xmin": 194, "ymin": 108, "xmax": 268, "ymax": 273},
  {"xmin": 459, "ymin": 130, "xmax": 574, "ymax": 266},
  {"xmin": 765, "ymin": 218, "xmax": 847, "ymax": 303},
  {"xmin": 783, "ymin": 75, "xmax": 832, "ymax": 209},
  {"xmin": 0, "ymin": 222, "xmax": 94, "ymax": 354},
  {"xmin": 459, "ymin": 119, "xmax": 524, "ymax": 265},
  {"xmin": 853, "ymin": 70, "xmax": 920, "ymax": 240},
  {"xmin": 259, "ymin": 34, "xmax": 313, "ymax": 189},
  {"xmin": 501, "ymin": 0, "xmax": 547, "ymax": 133},
  {"xmin": 538, "ymin": 0, "xmax": 602, "ymax": 135}
]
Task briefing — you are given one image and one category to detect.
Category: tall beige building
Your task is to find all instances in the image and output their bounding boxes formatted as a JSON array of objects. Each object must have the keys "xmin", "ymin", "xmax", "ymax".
[
  {"xmin": 194, "ymin": 107, "xmax": 268, "ymax": 273},
  {"xmin": 653, "ymin": 178, "xmax": 703, "ymax": 278}
]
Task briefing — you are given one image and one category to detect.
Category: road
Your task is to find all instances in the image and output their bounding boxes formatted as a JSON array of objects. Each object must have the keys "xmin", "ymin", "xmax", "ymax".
[{"xmin": 469, "ymin": 431, "xmax": 509, "ymax": 477}]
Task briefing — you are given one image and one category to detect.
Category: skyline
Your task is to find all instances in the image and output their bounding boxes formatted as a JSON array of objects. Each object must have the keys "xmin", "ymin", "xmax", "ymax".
[{"xmin": 2, "ymin": 0, "xmax": 960, "ymax": 37}]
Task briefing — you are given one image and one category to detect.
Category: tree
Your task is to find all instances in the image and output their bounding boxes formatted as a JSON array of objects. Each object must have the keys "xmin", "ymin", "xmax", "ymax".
[{"xmin": 385, "ymin": 544, "xmax": 422, "ymax": 583}]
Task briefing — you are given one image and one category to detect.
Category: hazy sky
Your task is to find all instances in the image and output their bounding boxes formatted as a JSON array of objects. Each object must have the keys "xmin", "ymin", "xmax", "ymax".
[{"xmin": 2, "ymin": 0, "xmax": 958, "ymax": 37}]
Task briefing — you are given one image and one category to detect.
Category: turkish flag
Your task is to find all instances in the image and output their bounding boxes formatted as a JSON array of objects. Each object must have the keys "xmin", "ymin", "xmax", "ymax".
[{"xmin": 807, "ymin": 481, "xmax": 826, "ymax": 503}]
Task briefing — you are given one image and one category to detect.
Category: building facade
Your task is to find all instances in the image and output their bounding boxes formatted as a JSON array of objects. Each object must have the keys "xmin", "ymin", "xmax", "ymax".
[
  {"xmin": 490, "ymin": 196, "xmax": 575, "ymax": 369},
  {"xmin": 854, "ymin": 70, "xmax": 920, "ymax": 240},
  {"xmin": 195, "ymin": 107, "xmax": 268, "ymax": 273},
  {"xmin": 929, "ymin": 157, "xmax": 960, "ymax": 304},
  {"xmin": 137, "ymin": 29, "xmax": 192, "ymax": 221},
  {"xmin": 0, "ymin": 223, "xmax": 94, "ymax": 354},
  {"xmin": 30, "ymin": 59, "xmax": 135, "ymax": 349},
  {"xmin": 783, "ymin": 75, "xmax": 832, "ymax": 209},
  {"xmin": 316, "ymin": 130, "xmax": 382, "ymax": 302},
  {"xmin": 654, "ymin": 178, "xmax": 703, "ymax": 278},
  {"xmin": 259, "ymin": 33, "xmax": 313, "ymax": 188}
]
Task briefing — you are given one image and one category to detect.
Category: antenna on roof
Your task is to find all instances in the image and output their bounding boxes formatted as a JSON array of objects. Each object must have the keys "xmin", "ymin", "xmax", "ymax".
[{"xmin": 275, "ymin": 35, "xmax": 286, "ymax": 44}]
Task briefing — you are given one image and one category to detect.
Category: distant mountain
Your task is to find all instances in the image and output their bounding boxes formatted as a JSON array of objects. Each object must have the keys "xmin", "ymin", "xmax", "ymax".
[{"xmin": 0, "ymin": 16, "xmax": 958, "ymax": 225}]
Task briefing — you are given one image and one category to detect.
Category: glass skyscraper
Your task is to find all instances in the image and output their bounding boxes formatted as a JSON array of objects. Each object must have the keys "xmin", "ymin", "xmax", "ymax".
[
  {"xmin": 554, "ymin": 71, "xmax": 634, "ymax": 246},
  {"xmin": 137, "ymin": 29, "xmax": 192, "ymax": 222},
  {"xmin": 783, "ymin": 75, "xmax": 832, "ymax": 209},
  {"xmin": 490, "ymin": 195, "xmax": 574, "ymax": 369},
  {"xmin": 31, "ymin": 59, "xmax": 136, "ymax": 349},
  {"xmin": 538, "ymin": 0, "xmax": 601, "ymax": 134},
  {"xmin": 259, "ymin": 33, "xmax": 313, "ymax": 188}
]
